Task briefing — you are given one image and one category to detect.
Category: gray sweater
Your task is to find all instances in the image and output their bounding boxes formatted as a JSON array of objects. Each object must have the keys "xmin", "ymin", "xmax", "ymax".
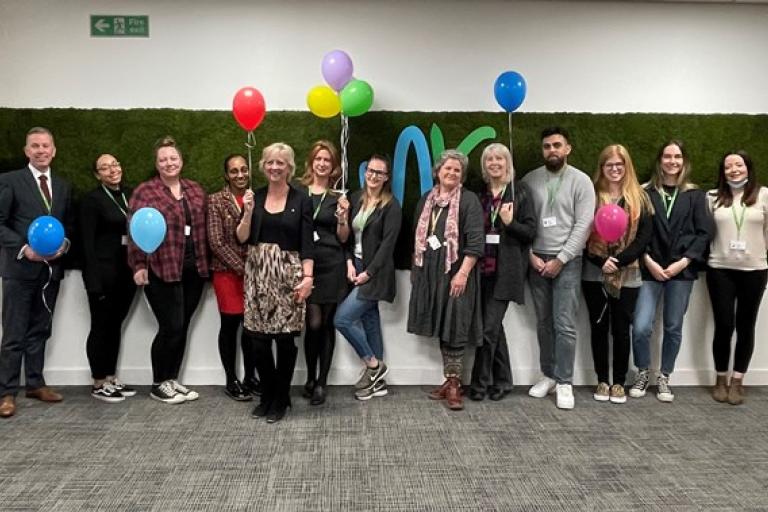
[{"xmin": 521, "ymin": 164, "xmax": 595, "ymax": 264}]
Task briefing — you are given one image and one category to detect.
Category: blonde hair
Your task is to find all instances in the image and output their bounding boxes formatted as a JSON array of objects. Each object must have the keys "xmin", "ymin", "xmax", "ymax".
[
  {"xmin": 480, "ymin": 143, "xmax": 514, "ymax": 184},
  {"xmin": 259, "ymin": 142, "xmax": 296, "ymax": 181},
  {"xmin": 593, "ymin": 144, "xmax": 654, "ymax": 221},
  {"xmin": 301, "ymin": 140, "xmax": 341, "ymax": 187}
]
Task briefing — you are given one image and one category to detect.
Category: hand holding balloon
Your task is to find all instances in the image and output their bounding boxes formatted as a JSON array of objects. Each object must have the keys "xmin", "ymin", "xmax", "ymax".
[{"xmin": 27, "ymin": 215, "xmax": 65, "ymax": 259}]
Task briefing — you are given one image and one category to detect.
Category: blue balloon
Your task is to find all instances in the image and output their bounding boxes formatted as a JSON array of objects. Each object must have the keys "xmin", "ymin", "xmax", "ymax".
[
  {"xmin": 494, "ymin": 71, "xmax": 527, "ymax": 113},
  {"xmin": 27, "ymin": 216, "xmax": 65, "ymax": 257},
  {"xmin": 130, "ymin": 207, "xmax": 167, "ymax": 253}
]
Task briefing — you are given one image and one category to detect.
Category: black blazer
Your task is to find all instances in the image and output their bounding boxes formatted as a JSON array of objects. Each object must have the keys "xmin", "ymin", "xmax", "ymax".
[
  {"xmin": 489, "ymin": 181, "xmax": 537, "ymax": 304},
  {"xmin": 642, "ymin": 186, "xmax": 713, "ymax": 281},
  {"xmin": 0, "ymin": 167, "xmax": 74, "ymax": 281},
  {"xmin": 79, "ymin": 185, "xmax": 134, "ymax": 295},
  {"xmin": 245, "ymin": 184, "xmax": 314, "ymax": 261},
  {"xmin": 347, "ymin": 190, "xmax": 402, "ymax": 303}
]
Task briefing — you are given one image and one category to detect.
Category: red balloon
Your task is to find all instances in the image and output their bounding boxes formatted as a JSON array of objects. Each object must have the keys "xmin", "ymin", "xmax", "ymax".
[
  {"xmin": 232, "ymin": 87, "xmax": 266, "ymax": 131},
  {"xmin": 594, "ymin": 204, "xmax": 629, "ymax": 243}
]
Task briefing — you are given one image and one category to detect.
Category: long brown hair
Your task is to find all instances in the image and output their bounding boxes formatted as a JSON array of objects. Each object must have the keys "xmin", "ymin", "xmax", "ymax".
[
  {"xmin": 650, "ymin": 139, "xmax": 697, "ymax": 192},
  {"xmin": 593, "ymin": 144, "xmax": 653, "ymax": 221},
  {"xmin": 360, "ymin": 154, "xmax": 394, "ymax": 210},
  {"xmin": 714, "ymin": 150, "xmax": 759, "ymax": 208},
  {"xmin": 300, "ymin": 140, "xmax": 341, "ymax": 187}
]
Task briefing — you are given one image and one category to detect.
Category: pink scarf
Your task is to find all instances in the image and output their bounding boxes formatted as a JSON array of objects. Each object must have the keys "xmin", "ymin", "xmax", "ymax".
[{"xmin": 413, "ymin": 185, "xmax": 461, "ymax": 273}]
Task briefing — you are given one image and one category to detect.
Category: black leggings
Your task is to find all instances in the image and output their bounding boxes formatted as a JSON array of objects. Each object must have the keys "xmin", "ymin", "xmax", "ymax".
[
  {"xmin": 247, "ymin": 331, "xmax": 298, "ymax": 408},
  {"xmin": 218, "ymin": 313, "xmax": 257, "ymax": 384},
  {"xmin": 85, "ymin": 276, "xmax": 136, "ymax": 380},
  {"xmin": 303, "ymin": 303, "xmax": 337, "ymax": 387},
  {"xmin": 707, "ymin": 268, "xmax": 768, "ymax": 373},
  {"xmin": 582, "ymin": 281, "xmax": 638, "ymax": 385}
]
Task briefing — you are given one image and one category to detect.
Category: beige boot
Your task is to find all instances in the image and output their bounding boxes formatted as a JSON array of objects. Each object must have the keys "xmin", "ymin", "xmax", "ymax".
[
  {"xmin": 712, "ymin": 375, "xmax": 729, "ymax": 403},
  {"xmin": 728, "ymin": 377, "xmax": 744, "ymax": 405}
]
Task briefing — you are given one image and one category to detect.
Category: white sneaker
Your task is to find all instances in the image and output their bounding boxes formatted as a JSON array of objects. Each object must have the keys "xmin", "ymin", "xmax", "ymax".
[
  {"xmin": 556, "ymin": 383, "xmax": 575, "ymax": 409},
  {"xmin": 656, "ymin": 375, "xmax": 674, "ymax": 403},
  {"xmin": 171, "ymin": 380, "xmax": 199, "ymax": 401},
  {"xmin": 528, "ymin": 377, "xmax": 556, "ymax": 398}
]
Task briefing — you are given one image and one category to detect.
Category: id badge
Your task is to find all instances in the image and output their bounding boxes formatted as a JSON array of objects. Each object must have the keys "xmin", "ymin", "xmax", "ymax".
[
  {"xmin": 313, "ymin": 231, "xmax": 320, "ymax": 242},
  {"xmin": 485, "ymin": 234, "xmax": 500, "ymax": 245},
  {"xmin": 184, "ymin": 225, "xmax": 192, "ymax": 236},
  {"xmin": 729, "ymin": 240, "xmax": 747, "ymax": 251},
  {"xmin": 121, "ymin": 235, "xmax": 129, "ymax": 246},
  {"xmin": 542, "ymin": 216, "xmax": 557, "ymax": 228},
  {"xmin": 427, "ymin": 235, "xmax": 442, "ymax": 250}
]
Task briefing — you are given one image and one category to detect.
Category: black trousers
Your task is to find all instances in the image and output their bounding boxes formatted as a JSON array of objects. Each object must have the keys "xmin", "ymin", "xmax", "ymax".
[
  {"xmin": 470, "ymin": 275, "xmax": 513, "ymax": 393},
  {"xmin": 144, "ymin": 268, "xmax": 205, "ymax": 383},
  {"xmin": 303, "ymin": 303, "xmax": 337, "ymax": 387},
  {"xmin": 0, "ymin": 276, "xmax": 60, "ymax": 397},
  {"xmin": 85, "ymin": 276, "xmax": 136, "ymax": 380},
  {"xmin": 246, "ymin": 330, "xmax": 297, "ymax": 409},
  {"xmin": 218, "ymin": 313, "xmax": 257, "ymax": 384},
  {"xmin": 582, "ymin": 281, "xmax": 638, "ymax": 385},
  {"xmin": 707, "ymin": 267, "xmax": 768, "ymax": 373}
]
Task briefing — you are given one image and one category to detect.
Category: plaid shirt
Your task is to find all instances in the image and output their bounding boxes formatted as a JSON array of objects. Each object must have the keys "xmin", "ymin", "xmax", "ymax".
[
  {"xmin": 127, "ymin": 176, "xmax": 209, "ymax": 282},
  {"xmin": 207, "ymin": 187, "xmax": 247, "ymax": 275}
]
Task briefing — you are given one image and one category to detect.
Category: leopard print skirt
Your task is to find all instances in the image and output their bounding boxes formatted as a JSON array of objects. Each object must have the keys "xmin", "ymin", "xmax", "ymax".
[{"xmin": 244, "ymin": 243, "xmax": 305, "ymax": 334}]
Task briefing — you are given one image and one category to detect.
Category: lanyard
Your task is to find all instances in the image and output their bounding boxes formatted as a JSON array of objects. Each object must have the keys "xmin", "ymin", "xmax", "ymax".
[
  {"xmin": 353, "ymin": 205, "xmax": 375, "ymax": 231},
  {"xmin": 102, "ymin": 185, "xmax": 128, "ymax": 216},
  {"xmin": 661, "ymin": 187, "xmax": 678, "ymax": 219},
  {"xmin": 546, "ymin": 172, "xmax": 565, "ymax": 210},
  {"xmin": 731, "ymin": 201, "xmax": 747, "ymax": 239},
  {"xmin": 430, "ymin": 206, "xmax": 444, "ymax": 235},
  {"xmin": 489, "ymin": 185, "xmax": 507, "ymax": 228},
  {"xmin": 312, "ymin": 190, "xmax": 327, "ymax": 220}
]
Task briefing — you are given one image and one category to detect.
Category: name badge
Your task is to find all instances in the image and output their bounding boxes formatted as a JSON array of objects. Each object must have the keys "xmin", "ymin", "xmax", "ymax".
[
  {"xmin": 121, "ymin": 235, "xmax": 129, "ymax": 246},
  {"xmin": 542, "ymin": 216, "xmax": 557, "ymax": 228},
  {"xmin": 485, "ymin": 234, "xmax": 500, "ymax": 245},
  {"xmin": 729, "ymin": 240, "xmax": 747, "ymax": 251},
  {"xmin": 313, "ymin": 231, "xmax": 320, "ymax": 242},
  {"xmin": 427, "ymin": 235, "xmax": 442, "ymax": 250},
  {"xmin": 184, "ymin": 225, "xmax": 191, "ymax": 236}
]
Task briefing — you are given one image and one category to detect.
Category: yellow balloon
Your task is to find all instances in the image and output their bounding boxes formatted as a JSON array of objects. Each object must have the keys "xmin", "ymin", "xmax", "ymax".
[{"xmin": 307, "ymin": 85, "xmax": 340, "ymax": 119}]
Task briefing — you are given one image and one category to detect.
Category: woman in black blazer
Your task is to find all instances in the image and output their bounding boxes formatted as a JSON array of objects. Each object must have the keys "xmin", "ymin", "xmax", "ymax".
[
  {"xmin": 79, "ymin": 154, "xmax": 137, "ymax": 403},
  {"xmin": 334, "ymin": 154, "xmax": 402, "ymax": 401},
  {"xmin": 468, "ymin": 143, "xmax": 537, "ymax": 402},
  {"xmin": 629, "ymin": 140, "xmax": 713, "ymax": 403}
]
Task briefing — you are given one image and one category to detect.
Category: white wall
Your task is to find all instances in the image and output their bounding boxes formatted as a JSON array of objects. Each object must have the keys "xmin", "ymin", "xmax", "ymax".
[{"xmin": 1, "ymin": 0, "xmax": 767, "ymax": 386}]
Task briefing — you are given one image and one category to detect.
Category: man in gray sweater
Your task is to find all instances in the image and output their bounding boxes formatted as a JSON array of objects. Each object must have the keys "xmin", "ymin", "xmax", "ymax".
[{"xmin": 522, "ymin": 127, "xmax": 595, "ymax": 409}]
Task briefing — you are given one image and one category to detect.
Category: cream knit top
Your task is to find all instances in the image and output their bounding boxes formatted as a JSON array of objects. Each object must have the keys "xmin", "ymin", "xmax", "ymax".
[{"xmin": 707, "ymin": 186, "xmax": 768, "ymax": 270}]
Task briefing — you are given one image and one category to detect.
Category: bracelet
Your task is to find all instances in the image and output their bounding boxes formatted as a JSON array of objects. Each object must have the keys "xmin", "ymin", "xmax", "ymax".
[{"xmin": 303, "ymin": 274, "xmax": 314, "ymax": 279}]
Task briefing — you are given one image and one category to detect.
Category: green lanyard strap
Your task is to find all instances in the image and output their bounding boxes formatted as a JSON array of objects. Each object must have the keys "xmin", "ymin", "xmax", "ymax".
[
  {"xmin": 546, "ymin": 173, "xmax": 565, "ymax": 210},
  {"xmin": 661, "ymin": 187, "xmax": 678, "ymax": 219},
  {"xmin": 489, "ymin": 185, "xmax": 507, "ymax": 228},
  {"xmin": 731, "ymin": 201, "xmax": 747, "ymax": 239},
  {"xmin": 102, "ymin": 185, "xmax": 128, "ymax": 217},
  {"xmin": 312, "ymin": 190, "xmax": 327, "ymax": 220}
]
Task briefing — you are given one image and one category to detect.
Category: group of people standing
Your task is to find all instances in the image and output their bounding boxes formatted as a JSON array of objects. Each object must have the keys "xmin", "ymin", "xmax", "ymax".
[{"xmin": 0, "ymin": 125, "xmax": 765, "ymax": 420}]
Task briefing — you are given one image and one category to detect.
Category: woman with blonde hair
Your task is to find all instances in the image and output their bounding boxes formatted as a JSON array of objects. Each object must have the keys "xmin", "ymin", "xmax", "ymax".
[
  {"xmin": 583, "ymin": 145, "xmax": 653, "ymax": 404},
  {"xmin": 629, "ymin": 140, "xmax": 713, "ymax": 403}
]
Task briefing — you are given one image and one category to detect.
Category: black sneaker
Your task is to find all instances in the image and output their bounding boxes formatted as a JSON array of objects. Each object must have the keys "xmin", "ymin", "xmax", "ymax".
[
  {"xmin": 225, "ymin": 380, "xmax": 252, "ymax": 402},
  {"xmin": 91, "ymin": 383, "xmax": 125, "ymax": 403},
  {"xmin": 243, "ymin": 377, "xmax": 262, "ymax": 397},
  {"xmin": 150, "ymin": 381, "xmax": 186, "ymax": 404},
  {"xmin": 110, "ymin": 378, "xmax": 137, "ymax": 397}
]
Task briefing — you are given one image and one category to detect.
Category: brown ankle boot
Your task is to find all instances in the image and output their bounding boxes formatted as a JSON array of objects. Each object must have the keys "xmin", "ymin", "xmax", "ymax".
[
  {"xmin": 728, "ymin": 377, "xmax": 744, "ymax": 405},
  {"xmin": 428, "ymin": 380, "xmax": 451, "ymax": 401},
  {"xmin": 712, "ymin": 375, "xmax": 729, "ymax": 403},
  {"xmin": 445, "ymin": 377, "xmax": 464, "ymax": 411}
]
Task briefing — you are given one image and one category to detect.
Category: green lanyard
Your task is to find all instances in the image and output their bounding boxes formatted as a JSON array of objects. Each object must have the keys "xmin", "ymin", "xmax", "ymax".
[
  {"xmin": 489, "ymin": 185, "xmax": 507, "ymax": 228},
  {"xmin": 353, "ymin": 205, "xmax": 375, "ymax": 232},
  {"xmin": 102, "ymin": 185, "xmax": 128, "ymax": 217},
  {"xmin": 731, "ymin": 201, "xmax": 747, "ymax": 239},
  {"xmin": 546, "ymin": 173, "xmax": 565, "ymax": 210},
  {"xmin": 661, "ymin": 187, "xmax": 678, "ymax": 219},
  {"xmin": 312, "ymin": 190, "xmax": 327, "ymax": 220}
]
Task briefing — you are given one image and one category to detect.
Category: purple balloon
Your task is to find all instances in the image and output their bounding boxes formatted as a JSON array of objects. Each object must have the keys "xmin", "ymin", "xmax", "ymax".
[{"xmin": 321, "ymin": 50, "xmax": 354, "ymax": 91}]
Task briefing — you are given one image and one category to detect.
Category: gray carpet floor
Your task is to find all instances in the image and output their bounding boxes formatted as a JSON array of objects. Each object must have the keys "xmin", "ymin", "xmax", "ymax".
[{"xmin": 1, "ymin": 385, "xmax": 767, "ymax": 511}]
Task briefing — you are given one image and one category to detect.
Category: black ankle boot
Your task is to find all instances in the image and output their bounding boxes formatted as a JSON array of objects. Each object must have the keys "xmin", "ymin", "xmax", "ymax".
[{"xmin": 310, "ymin": 384, "xmax": 326, "ymax": 405}]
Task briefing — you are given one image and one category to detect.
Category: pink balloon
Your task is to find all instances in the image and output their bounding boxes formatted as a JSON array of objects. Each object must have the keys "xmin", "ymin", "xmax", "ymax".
[{"xmin": 594, "ymin": 204, "xmax": 628, "ymax": 243}]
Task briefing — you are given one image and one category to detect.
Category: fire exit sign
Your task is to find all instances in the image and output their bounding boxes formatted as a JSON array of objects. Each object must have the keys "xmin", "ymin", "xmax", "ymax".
[{"xmin": 90, "ymin": 15, "xmax": 149, "ymax": 37}]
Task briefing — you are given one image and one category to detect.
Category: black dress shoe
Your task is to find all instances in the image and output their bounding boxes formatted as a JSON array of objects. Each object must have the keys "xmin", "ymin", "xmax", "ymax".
[
  {"xmin": 303, "ymin": 380, "xmax": 315, "ymax": 399},
  {"xmin": 310, "ymin": 385, "xmax": 326, "ymax": 405},
  {"xmin": 488, "ymin": 388, "xmax": 510, "ymax": 401},
  {"xmin": 468, "ymin": 388, "xmax": 486, "ymax": 401},
  {"xmin": 243, "ymin": 377, "xmax": 262, "ymax": 397},
  {"xmin": 251, "ymin": 400, "xmax": 271, "ymax": 418},
  {"xmin": 225, "ymin": 381, "xmax": 253, "ymax": 402},
  {"xmin": 266, "ymin": 404, "xmax": 288, "ymax": 423}
]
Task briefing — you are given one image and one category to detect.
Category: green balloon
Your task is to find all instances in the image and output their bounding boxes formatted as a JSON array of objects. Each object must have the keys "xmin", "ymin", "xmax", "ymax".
[{"xmin": 340, "ymin": 79, "xmax": 374, "ymax": 117}]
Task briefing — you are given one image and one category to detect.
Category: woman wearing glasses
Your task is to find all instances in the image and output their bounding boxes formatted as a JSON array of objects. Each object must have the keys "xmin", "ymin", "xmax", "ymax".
[
  {"xmin": 80, "ymin": 154, "xmax": 137, "ymax": 402},
  {"xmin": 334, "ymin": 154, "xmax": 402, "ymax": 401},
  {"xmin": 300, "ymin": 141, "xmax": 350, "ymax": 405}
]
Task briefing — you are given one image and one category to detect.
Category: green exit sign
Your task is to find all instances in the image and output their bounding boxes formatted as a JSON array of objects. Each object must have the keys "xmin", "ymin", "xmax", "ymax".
[{"xmin": 90, "ymin": 15, "xmax": 149, "ymax": 37}]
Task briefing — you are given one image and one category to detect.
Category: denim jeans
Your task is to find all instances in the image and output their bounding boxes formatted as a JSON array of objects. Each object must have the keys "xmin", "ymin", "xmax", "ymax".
[
  {"xmin": 528, "ymin": 255, "xmax": 582, "ymax": 384},
  {"xmin": 632, "ymin": 279, "xmax": 694, "ymax": 376},
  {"xmin": 334, "ymin": 259, "xmax": 383, "ymax": 362}
]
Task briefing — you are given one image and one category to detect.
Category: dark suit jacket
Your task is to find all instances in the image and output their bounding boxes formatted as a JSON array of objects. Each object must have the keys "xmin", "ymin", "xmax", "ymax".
[
  {"xmin": 0, "ymin": 167, "xmax": 74, "ymax": 281},
  {"xmin": 78, "ymin": 185, "xmax": 133, "ymax": 294},
  {"xmin": 347, "ymin": 191, "xmax": 402, "ymax": 303}
]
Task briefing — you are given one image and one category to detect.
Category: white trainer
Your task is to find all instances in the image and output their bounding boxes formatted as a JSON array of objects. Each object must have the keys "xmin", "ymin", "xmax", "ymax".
[
  {"xmin": 528, "ymin": 376, "xmax": 556, "ymax": 398},
  {"xmin": 556, "ymin": 383, "xmax": 575, "ymax": 409}
]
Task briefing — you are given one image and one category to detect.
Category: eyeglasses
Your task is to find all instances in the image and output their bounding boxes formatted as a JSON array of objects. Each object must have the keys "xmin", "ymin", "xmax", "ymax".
[
  {"xmin": 603, "ymin": 163, "xmax": 625, "ymax": 170},
  {"xmin": 366, "ymin": 168, "xmax": 388, "ymax": 178},
  {"xmin": 97, "ymin": 162, "xmax": 121, "ymax": 171}
]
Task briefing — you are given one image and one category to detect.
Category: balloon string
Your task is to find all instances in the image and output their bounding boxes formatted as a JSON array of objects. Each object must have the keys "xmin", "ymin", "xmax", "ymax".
[
  {"xmin": 337, "ymin": 114, "xmax": 349, "ymax": 194},
  {"xmin": 245, "ymin": 130, "xmax": 256, "ymax": 190},
  {"xmin": 41, "ymin": 261, "xmax": 53, "ymax": 317},
  {"xmin": 508, "ymin": 112, "xmax": 516, "ymax": 200}
]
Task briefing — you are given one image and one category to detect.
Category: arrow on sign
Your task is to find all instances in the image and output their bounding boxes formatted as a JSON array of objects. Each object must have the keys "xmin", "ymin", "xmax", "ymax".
[{"xmin": 94, "ymin": 19, "xmax": 110, "ymax": 32}]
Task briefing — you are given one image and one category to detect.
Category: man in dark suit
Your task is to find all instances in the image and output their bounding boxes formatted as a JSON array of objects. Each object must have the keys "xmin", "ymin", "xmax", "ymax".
[{"xmin": 0, "ymin": 127, "xmax": 74, "ymax": 418}]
